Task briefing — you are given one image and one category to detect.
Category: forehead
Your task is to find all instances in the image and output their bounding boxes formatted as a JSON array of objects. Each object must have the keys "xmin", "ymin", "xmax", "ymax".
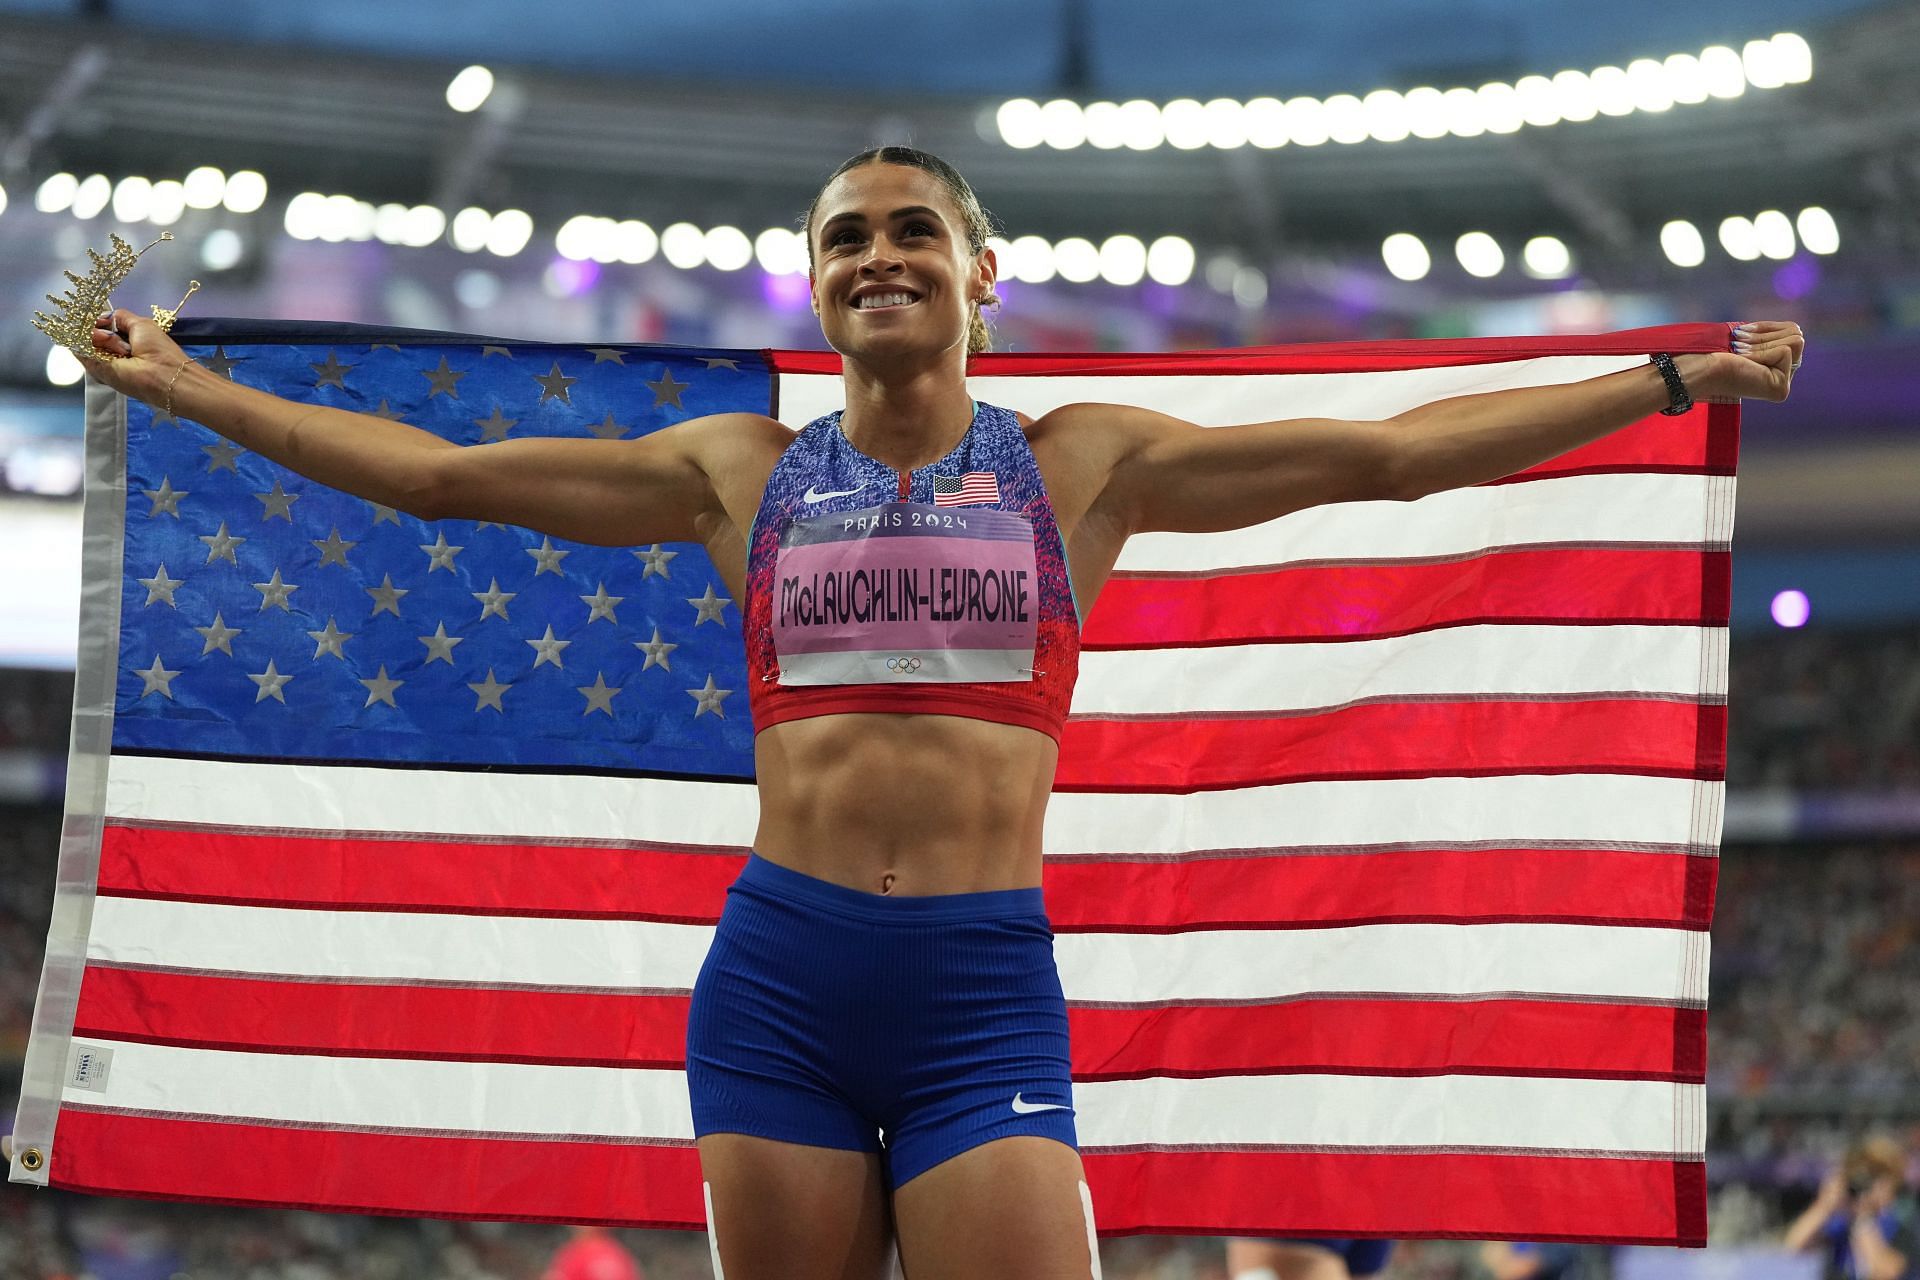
[{"xmin": 814, "ymin": 162, "xmax": 961, "ymax": 227}]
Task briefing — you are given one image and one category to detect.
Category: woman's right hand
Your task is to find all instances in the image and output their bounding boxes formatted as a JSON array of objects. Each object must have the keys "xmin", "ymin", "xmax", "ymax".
[{"xmin": 85, "ymin": 308, "xmax": 192, "ymax": 405}]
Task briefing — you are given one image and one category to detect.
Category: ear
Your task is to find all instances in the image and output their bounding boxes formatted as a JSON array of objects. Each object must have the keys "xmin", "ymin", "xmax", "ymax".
[
  {"xmin": 808, "ymin": 273, "xmax": 820, "ymax": 315},
  {"xmin": 975, "ymin": 246, "xmax": 998, "ymax": 304}
]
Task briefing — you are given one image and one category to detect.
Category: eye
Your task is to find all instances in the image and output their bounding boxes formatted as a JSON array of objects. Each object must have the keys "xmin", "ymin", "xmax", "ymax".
[
  {"xmin": 827, "ymin": 228, "xmax": 863, "ymax": 248},
  {"xmin": 902, "ymin": 220, "xmax": 936, "ymax": 239}
]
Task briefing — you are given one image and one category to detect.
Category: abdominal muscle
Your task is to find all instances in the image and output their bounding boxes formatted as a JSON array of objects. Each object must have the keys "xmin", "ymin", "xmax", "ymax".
[{"xmin": 749, "ymin": 712, "xmax": 1060, "ymax": 896}]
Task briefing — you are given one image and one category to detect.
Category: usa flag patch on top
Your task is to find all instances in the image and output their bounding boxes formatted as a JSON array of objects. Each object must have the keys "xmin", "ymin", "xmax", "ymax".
[{"xmin": 933, "ymin": 471, "xmax": 1000, "ymax": 507}]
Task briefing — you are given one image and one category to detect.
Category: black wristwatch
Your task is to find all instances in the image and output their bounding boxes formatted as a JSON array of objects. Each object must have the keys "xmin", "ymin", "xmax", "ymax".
[{"xmin": 1650, "ymin": 353, "xmax": 1693, "ymax": 416}]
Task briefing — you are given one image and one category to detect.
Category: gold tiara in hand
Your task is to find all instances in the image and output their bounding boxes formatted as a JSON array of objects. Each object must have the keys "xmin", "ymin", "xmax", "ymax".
[{"xmin": 30, "ymin": 231, "xmax": 202, "ymax": 362}]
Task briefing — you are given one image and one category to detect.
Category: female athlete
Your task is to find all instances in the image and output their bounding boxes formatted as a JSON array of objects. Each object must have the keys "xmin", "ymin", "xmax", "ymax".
[{"xmin": 82, "ymin": 145, "xmax": 1804, "ymax": 1280}]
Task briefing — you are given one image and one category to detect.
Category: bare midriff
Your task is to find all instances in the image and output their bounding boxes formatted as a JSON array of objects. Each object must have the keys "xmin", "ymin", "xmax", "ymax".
[{"xmin": 751, "ymin": 712, "xmax": 1058, "ymax": 896}]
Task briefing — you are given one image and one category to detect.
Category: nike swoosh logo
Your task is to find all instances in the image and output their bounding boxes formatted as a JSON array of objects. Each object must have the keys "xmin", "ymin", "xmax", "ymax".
[
  {"xmin": 802, "ymin": 484, "xmax": 866, "ymax": 503},
  {"xmin": 1010, "ymin": 1093, "xmax": 1069, "ymax": 1115}
]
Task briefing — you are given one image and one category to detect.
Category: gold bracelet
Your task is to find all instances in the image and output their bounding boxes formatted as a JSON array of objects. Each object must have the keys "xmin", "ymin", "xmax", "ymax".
[{"xmin": 162, "ymin": 358, "xmax": 196, "ymax": 420}]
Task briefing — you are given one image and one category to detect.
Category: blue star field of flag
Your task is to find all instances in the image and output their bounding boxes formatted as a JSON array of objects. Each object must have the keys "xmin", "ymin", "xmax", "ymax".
[{"xmin": 112, "ymin": 336, "xmax": 769, "ymax": 780}]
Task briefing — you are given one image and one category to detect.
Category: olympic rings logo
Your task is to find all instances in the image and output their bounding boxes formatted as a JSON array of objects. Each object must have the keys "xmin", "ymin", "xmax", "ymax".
[{"xmin": 886, "ymin": 656, "xmax": 923, "ymax": 672}]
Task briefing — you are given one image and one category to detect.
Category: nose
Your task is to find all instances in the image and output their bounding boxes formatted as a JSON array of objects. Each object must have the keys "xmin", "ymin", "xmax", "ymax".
[{"xmin": 857, "ymin": 234, "xmax": 906, "ymax": 277}]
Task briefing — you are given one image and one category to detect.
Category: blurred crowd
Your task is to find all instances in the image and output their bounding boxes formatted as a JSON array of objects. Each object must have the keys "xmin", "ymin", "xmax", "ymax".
[{"xmin": 1728, "ymin": 627, "xmax": 1920, "ymax": 790}]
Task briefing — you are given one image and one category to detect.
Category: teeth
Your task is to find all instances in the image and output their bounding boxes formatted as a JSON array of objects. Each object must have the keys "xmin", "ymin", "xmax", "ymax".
[{"xmin": 857, "ymin": 293, "xmax": 915, "ymax": 309}]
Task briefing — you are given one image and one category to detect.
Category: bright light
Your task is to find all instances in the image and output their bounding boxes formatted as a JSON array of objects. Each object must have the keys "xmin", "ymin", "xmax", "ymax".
[
  {"xmin": 403, "ymin": 204, "xmax": 445, "ymax": 247},
  {"xmin": 997, "ymin": 99, "xmax": 1044, "ymax": 149},
  {"xmin": 1053, "ymin": 237, "xmax": 1100, "ymax": 283},
  {"xmin": 1442, "ymin": 87, "xmax": 1485, "ymax": 137},
  {"xmin": 374, "ymin": 202, "xmax": 410, "ymax": 245},
  {"xmin": 111, "ymin": 175, "xmax": 153, "ymax": 223},
  {"xmin": 1323, "ymin": 94, "xmax": 1368, "ymax": 145},
  {"xmin": 1161, "ymin": 99, "xmax": 1209, "ymax": 150},
  {"xmin": 1698, "ymin": 46, "xmax": 1747, "ymax": 98},
  {"xmin": 1753, "ymin": 209, "xmax": 1796, "ymax": 259},
  {"xmin": 1797, "ymin": 206, "xmax": 1839, "ymax": 255},
  {"xmin": 1084, "ymin": 101, "xmax": 1127, "ymax": 149},
  {"xmin": 1770, "ymin": 589, "xmax": 1810, "ymax": 628},
  {"xmin": 1742, "ymin": 38, "xmax": 1786, "ymax": 89},
  {"xmin": 283, "ymin": 191, "xmax": 325, "ymax": 240},
  {"xmin": 1286, "ymin": 97, "xmax": 1329, "ymax": 145},
  {"xmin": 35, "ymin": 172, "xmax": 77, "ymax": 213},
  {"xmin": 1204, "ymin": 254, "xmax": 1239, "ymax": 292},
  {"xmin": 200, "ymin": 227, "xmax": 244, "ymax": 271},
  {"xmin": 182, "ymin": 165, "xmax": 225, "ymax": 209},
  {"xmin": 147, "ymin": 179, "xmax": 186, "ymax": 226},
  {"xmin": 1039, "ymin": 99, "xmax": 1087, "ymax": 149},
  {"xmin": 223, "ymin": 170, "xmax": 267, "ymax": 214},
  {"xmin": 485, "ymin": 208, "xmax": 533, "ymax": 257},
  {"xmin": 1551, "ymin": 69, "xmax": 1599, "ymax": 122},
  {"xmin": 1455, "ymin": 231, "xmax": 1505, "ymax": 278},
  {"xmin": 557, "ymin": 215, "xmax": 607, "ymax": 262},
  {"xmin": 0, "ymin": 182, "xmax": 7, "ymax": 219},
  {"xmin": 451, "ymin": 206, "xmax": 492, "ymax": 253},
  {"xmin": 1718, "ymin": 215, "xmax": 1761, "ymax": 261},
  {"xmin": 1381, "ymin": 232, "xmax": 1431, "ymax": 281},
  {"xmin": 1514, "ymin": 75, "xmax": 1561, "ymax": 126},
  {"xmin": 315, "ymin": 194, "xmax": 363, "ymax": 242},
  {"xmin": 1204, "ymin": 98, "xmax": 1247, "ymax": 149},
  {"xmin": 71, "ymin": 174, "xmax": 111, "ymax": 219},
  {"xmin": 1007, "ymin": 234, "xmax": 1055, "ymax": 283},
  {"xmin": 446, "ymin": 65, "xmax": 495, "ymax": 113},
  {"xmin": 1098, "ymin": 234, "xmax": 1147, "ymax": 286},
  {"xmin": 1590, "ymin": 66, "xmax": 1634, "ymax": 116},
  {"xmin": 704, "ymin": 225, "xmax": 752, "ymax": 271},
  {"xmin": 47, "ymin": 346, "xmax": 86, "ymax": 386},
  {"xmin": 1117, "ymin": 99, "xmax": 1164, "ymax": 150},
  {"xmin": 1145, "ymin": 235, "xmax": 1195, "ymax": 285},
  {"xmin": 1405, "ymin": 87, "xmax": 1449, "ymax": 138},
  {"xmin": 616, "ymin": 219, "xmax": 659, "ymax": 264},
  {"xmin": 1477, "ymin": 82, "xmax": 1525, "ymax": 134},
  {"xmin": 755, "ymin": 226, "xmax": 803, "ymax": 274},
  {"xmin": 1663, "ymin": 53, "xmax": 1709, "ymax": 105},
  {"xmin": 661, "ymin": 222, "xmax": 705, "ymax": 269},
  {"xmin": 1244, "ymin": 97, "xmax": 1287, "ymax": 147},
  {"xmin": 1661, "ymin": 220, "xmax": 1706, "ymax": 267},
  {"xmin": 1626, "ymin": 59, "xmax": 1675, "ymax": 112},
  {"xmin": 1772, "ymin": 32, "xmax": 1813, "ymax": 84},
  {"xmin": 454, "ymin": 269, "xmax": 500, "ymax": 309},
  {"xmin": 1522, "ymin": 235, "xmax": 1573, "ymax": 279},
  {"xmin": 1232, "ymin": 266, "xmax": 1268, "ymax": 308}
]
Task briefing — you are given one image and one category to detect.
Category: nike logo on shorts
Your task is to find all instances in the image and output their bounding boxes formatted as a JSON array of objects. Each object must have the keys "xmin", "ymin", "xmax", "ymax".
[
  {"xmin": 803, "ymin": 483, "xmax": 867, "ymax": 503},
  {"xmin": 1010, "ymin": 1093, "xmax": 1069, "ymax": 1114}
]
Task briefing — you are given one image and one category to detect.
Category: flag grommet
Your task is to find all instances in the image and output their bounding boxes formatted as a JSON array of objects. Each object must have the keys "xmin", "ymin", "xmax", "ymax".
[{"xmin": 17, "ymin": 1147, "xmax": 45, "ymax": 1172}]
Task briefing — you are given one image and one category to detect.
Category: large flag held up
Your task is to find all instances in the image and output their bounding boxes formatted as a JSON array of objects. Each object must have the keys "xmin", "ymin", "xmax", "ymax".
[{"xmin": 13, "ymin": 321, "xmax": 1736, "ymax": 1245}]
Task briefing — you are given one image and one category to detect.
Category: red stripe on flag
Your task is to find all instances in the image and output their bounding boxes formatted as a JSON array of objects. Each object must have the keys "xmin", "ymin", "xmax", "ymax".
[
  {"xmin": 1085, "ymin": 549, "xmax": 1732, "ymax": 648},
  {"xmin": 1043, "ymin": 846, "xmax": 1718, "ymax": 932},
  {"xmin": 1501, "ymin": 409, "xmax": 1725, "ymax": 480},
  {"xmin": 51, "ymin": 1106, "xmax": 707, "ymax": 1228},
  {"xmin": 1056, "ymin": 699, "xmax": 1726, "ymax": 792},
  {"xmin": 1081, "ymin": 1148, "xmax": 1705, "ymax": 1246},
  {"xmin": 1069, "ymin": 1000, "xmax": 1707, "ymax": 1083},
  {"xmin": 73, "ymin": 968, "xmax": 1702, "ymax": 1083}
]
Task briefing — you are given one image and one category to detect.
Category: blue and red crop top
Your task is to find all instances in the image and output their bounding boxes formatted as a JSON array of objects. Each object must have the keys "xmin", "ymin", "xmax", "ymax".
[{"xmin": 743, "ymin": 402, "xmax": 1081, "ymax": 741}]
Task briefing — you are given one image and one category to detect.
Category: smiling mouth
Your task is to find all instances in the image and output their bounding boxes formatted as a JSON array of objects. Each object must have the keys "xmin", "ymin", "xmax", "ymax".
[{"xmin": 853, "ymin": 292, "xmax": 919, "ymax": 311}]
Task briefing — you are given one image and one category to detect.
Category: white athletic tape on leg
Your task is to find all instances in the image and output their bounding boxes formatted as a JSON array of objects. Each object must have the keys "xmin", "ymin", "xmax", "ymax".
[
  {"xmin": 1078, "ymin": 1180, "xmax": 1103, "ymax": 1280},
  {"xmin": 703, "ymin": 1181, "xmax": 726, "ymax": 1280},
  {"xmin": 1233, "ymin": 1269, "xmax": 1281, "ymax": 1280}
]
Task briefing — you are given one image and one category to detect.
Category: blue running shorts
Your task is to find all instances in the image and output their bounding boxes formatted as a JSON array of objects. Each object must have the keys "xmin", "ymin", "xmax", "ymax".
[{"xmin": 685, "ymin": 853, "xmax": 1078, "ymax": 1189}]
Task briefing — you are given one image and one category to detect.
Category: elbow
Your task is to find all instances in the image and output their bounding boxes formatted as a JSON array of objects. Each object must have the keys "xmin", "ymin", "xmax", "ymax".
[{"xmin": 398, "ymin": 452, "xmax": 452, "ymax": 522}]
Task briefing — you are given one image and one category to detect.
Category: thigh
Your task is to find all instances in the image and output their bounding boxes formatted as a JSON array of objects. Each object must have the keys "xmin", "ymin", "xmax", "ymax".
[
  {"xmin": 1225, "ymin": 1240, "xmax": 1354, "ymax": 1280},
  {"xmin": 892, "ymin": 1135, "xmax": 1098, "ymax": 1280},
  {"xmin": 699, "ymin": 1133, "xmax": 896, "ymax": 1280}
]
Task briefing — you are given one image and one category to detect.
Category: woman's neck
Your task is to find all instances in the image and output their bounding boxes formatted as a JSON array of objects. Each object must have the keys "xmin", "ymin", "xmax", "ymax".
[{"xmin": 838, "ymin": 361, "xmax": 975, "ymax": 472}]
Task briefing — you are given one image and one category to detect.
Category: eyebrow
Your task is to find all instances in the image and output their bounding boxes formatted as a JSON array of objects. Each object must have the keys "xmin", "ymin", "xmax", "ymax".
[{"xmin": 817, "ymin": 205, "xmax": 947, "ymax": 236}]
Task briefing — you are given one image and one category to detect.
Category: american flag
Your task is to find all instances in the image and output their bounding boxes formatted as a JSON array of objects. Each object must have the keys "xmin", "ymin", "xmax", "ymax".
[
  {"xmin": 14, "ymin": 322, "xmax": 1734, "ymax": 1246},
  {"xmin": 932, "ymin": 470, "xmax": 1001, "ymax": 507}
]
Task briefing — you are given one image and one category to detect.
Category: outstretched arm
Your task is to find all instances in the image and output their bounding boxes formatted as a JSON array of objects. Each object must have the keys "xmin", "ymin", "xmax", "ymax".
[{"xmin": 1090, "ymin": 324, "xmax": 1802, "ymax": 536}]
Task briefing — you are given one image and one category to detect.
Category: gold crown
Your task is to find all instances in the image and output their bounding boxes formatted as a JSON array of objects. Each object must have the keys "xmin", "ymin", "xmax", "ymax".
[{"xmin": 30, "ymin": 231, "xmax": 201, "ymax": 363}]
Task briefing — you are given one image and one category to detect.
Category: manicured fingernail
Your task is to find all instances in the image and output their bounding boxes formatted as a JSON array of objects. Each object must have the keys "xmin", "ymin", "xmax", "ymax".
[{"xmin": 1734, "ymin": 342, "xmax": 1753, "ymax": 353}]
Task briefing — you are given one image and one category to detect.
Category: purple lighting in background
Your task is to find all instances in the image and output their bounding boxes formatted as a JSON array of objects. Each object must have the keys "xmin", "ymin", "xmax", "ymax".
[
  {"xmin": 1773, "ymin": 256, "xmax": 1819, "ymax": 301},
  {"xmin": 1771, "ymin": 589, "xmax": 1811, "ymax": 628},
  {"xmin": 545, "ymin": 257, "xmax": 599, "ymax": 297},
  {"xmin": 761, "ymin": 270, "xmax": 812, "ymax": 312}
]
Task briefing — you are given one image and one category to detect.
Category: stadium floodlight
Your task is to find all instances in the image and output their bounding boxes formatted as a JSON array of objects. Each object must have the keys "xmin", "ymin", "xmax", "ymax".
[
  {"xmin": 283, "ymin": 192, "xmax": 324, "ymax": 241},
  {"xmin": 47, "ymin": 345, "xmax": 86, "ymax": 387},
  {"xmin": 1204, "ymin": 98, "xmax": 1248, "ymax": 149},
  {"xmin": 1161, "ymin": 99, "xmax": 1209, "ymax": 150},
  {"xmin": 1232, "ymin": 266, "xmax": 1268, "ymax": 308},
  {"xmin": 374, "ymin": 203, "xmax": 410, "ymax": 245},
  {"xmin": 35, "ymin": 172, "xmax": 78, "ymax": 213},
  {"xmin": 1796, "ymin": 207, "xmax": 1839, "ymax": 255},
  {"xmin": 1455, "ymin": 231, "xmax": 1504, "ymax": 278},
  {"xmin": 147, "ymin": 180, "xmax": 186, "ymax": 227},
  {"xmin": 1040, "ymin": 99, "xmax": 1087, "ymax": 149},
  {"xmin": 446, "ymin": 65, "xmax": 495, "ymax": 113},
  {"xmin": 71, "ymin": 174, "xmax": 111, "ymax": 220},
  {"xmin": 484, "ymin": 208, "xmax": 533, "ymax": 257},
  {"xmin": 660, "ymin": 222, "xmax": 706, "ymax": 269},
  {"xmin": 1741, "ymin": 39, "xmax": 1786, "ymax": 89},
  {"xmin": 1718, "ymin": 215, "xmax": 1761, "ymax": 261},
  {"xmin": 1286, "ymin": 96, "xmax": 1329, "ymax": 145},
  {"xmin": 1405, "ymin": 87, "xmax": 1449, "ymax": 138},
  {"xmin": 1662, "ymin": 53, "xmax": 1709, "ymax": 105},
  {"xmin": 1323, "ymin": 94, "xmax": 1368, "ymax": 145},
  {"xmin": 1117, "ymin": 99, "xmax": 1164, "ymax": 150},
  {"xmin": 1550, "ymin": 69, "xmax": 1599, "ymax": 122},
  {"xmin": 223, "ymin": 170, "xmax": 268, "ymax": 215},
  {"xmin": 0, "ymin": 182, "xmax": 9, "ymax": 219},
  {"xmin": 755, "ymin": 227, "xmax": 802, "ymax": 275},
  {"xmin": 704, "ymin": 225, "xmax": 752, "ymax": 271},
  {"xmin": 1244, "ymin": 97, "xmax": 1287, "ymax": 147},
  {"xmin": 1626, "ymin": 59, "xmax": 1675, "ymax": 112},
  {"xmin": 1381, "ymin": 233, "xmax": 1431, "ymax": 281},
  {"xmin": 1770, "ymin": 589, "xmax": 1810, "ymax": 628},
  {"xmin": 996, "ymin": 99, "xmax": 1045, "ymax": 149},
  {"xmin": 1145, "ymin": 235, "xmax": 1195, "ymax": 286},
  {"xmin": 616, "ymin": 220, "xmax": 659, "ymax": 265},
  {"xmin": 451, "ymin": 207, "xmax": 492, "ymax": 253},
  {"xmin": 1752, "ymin": 209, "xmax": 1795, "ymax": 260},
  {"xmin": 1698, "ymin": 46, "xmax": 1747, "ymax": 98},
  {"xmin": 1477, "ymin": 82, "xmax": 1525, "ymax": 134},
  {"xmin": 1660, "ymin": 220, "xmax": 1707, "ymax": 267},
  {"xmin": 200, "ymin": 228, "xmax": 244, "ymax": 271},
  {"xmin": 182, "ymin": 166, "xmax": 225, "ymax": 210},
  {"xmin": 1514, "ymin": 75, "xmax": 1560, "ymax": 127},
  {"xmin": 1522, "ymin": 235, "xmax": 1573, "ymax": 279},
  {"xmin": 1053, "ymin": 237, "xmax": 1100, "ymax": 283},
  {"xmin": 1590, "ymin": 66, "xmax": 1634, "ymax": 116},
  {"xmin": 1098, "ymin": 234, "xmax": 1148, "ymax": 286},
  {"xmin": 1441, "ymin": 87, "xmax": 1485, "ymax": 137},
  {"xmin": 1007, "ymin": 234, "xmax": 1055, "ymax": 283},
  {"xmin": 1084, "ymin": 101, "xmax": 1127, "ymax": 149},
  {"xmin": 1772, "ymin": 33, "xmax": 1813, "ymax": 84},
  {"xmin": 111, "ymin": 176, "xmax": 153, "ymax": 224}
]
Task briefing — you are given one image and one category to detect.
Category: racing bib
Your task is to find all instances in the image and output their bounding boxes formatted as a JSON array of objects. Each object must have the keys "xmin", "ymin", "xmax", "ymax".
[{"xmin": 772, "ymin": 502, "xmax": 1039, "ymax": 685}]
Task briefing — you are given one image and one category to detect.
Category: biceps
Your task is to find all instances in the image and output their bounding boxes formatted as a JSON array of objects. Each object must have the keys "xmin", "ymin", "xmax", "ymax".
[
  {"xmin": 1127, "ymin": 418, "xmax": 1405, "ymax": 534},
  {"xmin": 426, "ymin": 434, "xmax": 713, "ymax": 546}
]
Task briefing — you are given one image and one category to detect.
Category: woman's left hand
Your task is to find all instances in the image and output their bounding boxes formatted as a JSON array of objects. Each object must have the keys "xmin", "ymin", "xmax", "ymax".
[{"xmin": 1686, "ymin": 321, "xmax": 1805, "ymax": 404}]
